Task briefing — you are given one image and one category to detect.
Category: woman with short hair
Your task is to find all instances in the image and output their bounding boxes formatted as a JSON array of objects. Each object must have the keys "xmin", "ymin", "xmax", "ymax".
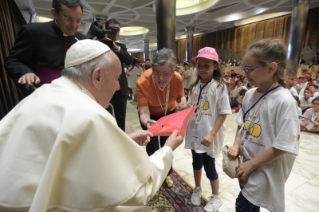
[{"xmin": 137, "ymin": 48, "xmax": 187, "ymax": 188}]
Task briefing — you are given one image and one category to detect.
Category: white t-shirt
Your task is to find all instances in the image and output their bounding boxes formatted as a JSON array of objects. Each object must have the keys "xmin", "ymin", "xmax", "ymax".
[
  {"xmin": 234, "ymin": 88, "xmax": 299, "ymax": 212},
  {"xmin": 127, "ymin": 66, "xmax": 142, "ymax": 89},
  {"xmin": 298, "ymin": 107, "xmax": 302, "ymax": 118},
  {"xmin": 238, "ymin": 96, "xmax": 244, "ymax": 104},
  {"xmin": 302, "ymin": 108, "xmax": 319, "ymax": 123},
  {"xmin": 300, "ymin": 82, "xmax": 308, "ymax": 89},
  {"xmin": 289, "ymin": 87, "xmax": 298, "ymax": 97},
  {"xmin": 300, "ymin": 96, "xmax": 315, "ymax": 105},
  {"xmin": 183, "ymin": 69, "xmax": 191, "ymax": 89},
  {"xmin": 230, "ymin": 88, "xmax": 239, "ymax": 99},
  {"xmin": 185, "ymin": 79, "xmax": 231, "ymax": 158},
  {"xmin": 189, "ymin": 68, "xmax": 197, "ymax": 86}
]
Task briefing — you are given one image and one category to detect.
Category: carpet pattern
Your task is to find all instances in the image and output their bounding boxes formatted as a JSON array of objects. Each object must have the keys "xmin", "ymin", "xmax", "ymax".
[{"xmin": 146, "ymin": 170, "xmax": 208, "ymax": 212}]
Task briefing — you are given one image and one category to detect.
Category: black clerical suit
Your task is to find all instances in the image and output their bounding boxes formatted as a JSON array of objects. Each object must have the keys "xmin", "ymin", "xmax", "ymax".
[
  {"xmin": 108, "ymin": 42, "xmax": 133, "ymax": 132},
  {"xmin": 5, "ymin": 21, "xmax": 86, "ymax": 86}
]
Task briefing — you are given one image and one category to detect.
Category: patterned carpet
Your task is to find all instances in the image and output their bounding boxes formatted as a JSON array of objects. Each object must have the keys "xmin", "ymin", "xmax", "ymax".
[{"xmin": 146, "ymin": 170, "xmax": 208, "ymax": 212}]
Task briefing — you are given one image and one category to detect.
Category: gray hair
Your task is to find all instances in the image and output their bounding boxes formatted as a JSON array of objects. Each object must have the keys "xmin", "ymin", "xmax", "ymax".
[
  {"xmin": 62, "ymin": 52, "xmax": 113, "ymax": 82},
  {"xmin": 152, "ymin": 48, "xmax": 177, "ymax": 72}
]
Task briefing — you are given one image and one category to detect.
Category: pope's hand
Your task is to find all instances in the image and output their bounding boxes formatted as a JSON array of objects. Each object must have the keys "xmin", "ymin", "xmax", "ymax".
[
  {"xmin": 164, "ymin": 130, "xmax": 183, "ymax": 151},
  {"xmin": 129, "ymin": 130, "xmax": 153, "ymax": 146},
  {"xmin": 18, "ymin": 73, "xmax": 40, "ymax": 85}
]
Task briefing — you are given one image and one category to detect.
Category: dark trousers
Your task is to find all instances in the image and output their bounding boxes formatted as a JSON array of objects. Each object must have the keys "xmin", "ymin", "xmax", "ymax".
[
  {"xmin": 138, "ymin": 110, "xmax": 176, "ymax": 176},
  {"xmin": 230, "ymin": 99, "xmax": 239, "ymax": 108},
  {"xmin": 106, "ymin": 90, "xmax": 127, "ymax": 132},
  {"xmin": 236, "ymin": 192, "xmax": 260, "ymax": 212},
  {"xmin": 191, "ymin": 150, "xmax": 218, "ymax": 181}
]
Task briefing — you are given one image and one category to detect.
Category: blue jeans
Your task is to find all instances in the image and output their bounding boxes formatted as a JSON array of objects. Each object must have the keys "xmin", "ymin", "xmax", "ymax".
[{"xmin": 236, "ymin": 192, "xmax": 260, "ymax": 212}]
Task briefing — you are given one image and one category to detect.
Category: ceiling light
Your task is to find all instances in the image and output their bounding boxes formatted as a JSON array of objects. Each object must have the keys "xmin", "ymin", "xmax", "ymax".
[
  {"xmin": 176, "ymin": 0, "xmax": 218, "ymax": 16},
  {"xmin": 176, "ymin": 33, "xmax": 202, "ymax": 40},
  {"xmin": 149, "ymin": 43, "xmax": 157, "ymax": 47},
  {"xmin": 37, "ymin": 16, "xmax": 53, "ymax": 23},
  {"xmin": 120, "ymin": 26, "xmax": 149, "ymax": 36},
  {"xmin": 234, "ymin": 12, "xmax": 291, "ymax": 26},
  {"xmin": 127, "ymin": 48, "xmax": 140, "ymax": 52}
]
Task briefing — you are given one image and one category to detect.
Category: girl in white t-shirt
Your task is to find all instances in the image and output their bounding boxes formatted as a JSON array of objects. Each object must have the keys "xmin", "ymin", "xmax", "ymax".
[
  {"xmin": 227, "ymin": 39, "xmax": 300, "ymax": 212},
  {"xmin": 183, "ymin": 47, "xmax": 231, "ymax": 212}
]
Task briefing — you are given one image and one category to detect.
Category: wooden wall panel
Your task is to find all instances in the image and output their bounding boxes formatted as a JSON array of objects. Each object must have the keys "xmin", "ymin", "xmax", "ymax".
[{"xmin": 135, "ymin": 8, "xmax": 319, "ymax": 63}]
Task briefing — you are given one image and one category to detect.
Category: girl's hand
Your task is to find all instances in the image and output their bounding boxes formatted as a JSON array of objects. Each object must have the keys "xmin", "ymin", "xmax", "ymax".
[
  {"xmin": 235, "ymin": 160, "xmax": 256, "ymax": 179},
  {"xmin": 145, "ymin": 119, "xmax": 157, "ymax": 128},
  {"xmin": 176, "ymin": 102, "xmax": 188, "ymax": 111},
  {"xmin": 312, "ymin": 121, "xmax": 319, "ymax": 126},
  {"xmin": 300, "ymin": 104, "xmax": 305, "ymax": 109},
  {"xmin": 227, "ymin": 145, "xmax": 240, "ymax": 160},
  {"xmin": 201, "ymin": 134, "xmax": 214, "ymax": 147}
]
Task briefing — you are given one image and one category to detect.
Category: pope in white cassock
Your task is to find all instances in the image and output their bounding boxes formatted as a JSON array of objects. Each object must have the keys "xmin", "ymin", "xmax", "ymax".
[{"xmin": 0, "ymin": 39, "xmax": 183, "ymax": 212}]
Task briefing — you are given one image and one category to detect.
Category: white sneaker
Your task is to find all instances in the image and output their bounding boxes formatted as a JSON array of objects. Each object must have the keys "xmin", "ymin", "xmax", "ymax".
[
  {"xmin": 191, "ymin": 186, "xmax": 202, "ymax": 206},
  {"xmin": 204, "ymin": 194, "xmax": 222, "ymax": 212}
]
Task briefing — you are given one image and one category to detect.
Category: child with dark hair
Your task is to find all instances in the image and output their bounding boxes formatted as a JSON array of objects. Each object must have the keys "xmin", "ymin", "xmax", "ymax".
[
  {"xmin": 300, "ymin": 97, "xmax": 319, "ymax": 132},
  {"xmin": 185, "ymin": 47, "xmax": 231, "ymax": 212}
]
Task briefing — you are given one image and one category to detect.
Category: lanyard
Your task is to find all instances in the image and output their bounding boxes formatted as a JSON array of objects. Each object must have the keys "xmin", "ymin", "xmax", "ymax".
[
  {"xmin": 197, "ymin": 82, "xmax": 209, "ymax": 105},
  {"xmin": 242, "ymin": 84, "xmax": 284, "ymax": 121},
  {"xmin": 153, "ymin": 76, "xmax": 170, "ymax": 116}
]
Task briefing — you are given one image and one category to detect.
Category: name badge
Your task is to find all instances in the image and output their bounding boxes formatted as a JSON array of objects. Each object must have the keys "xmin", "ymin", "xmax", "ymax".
[{"xmin": 191, "ymin": 128, "xmax": 201, "ymax": 144}]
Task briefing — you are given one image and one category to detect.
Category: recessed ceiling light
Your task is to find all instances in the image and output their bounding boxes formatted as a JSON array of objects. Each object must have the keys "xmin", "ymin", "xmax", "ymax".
[
  {"xmin": 176, "ymin": 0, "xmax": 218, "ymax": 16},
  {"xmin": 37, "ymin": 16, "xmax": 53, "ymax": 23},
  {"xmin": 120, "ymin": 26, "xmax": 149, "ymax": 36},
  {"xmin": 234, "ymin": 12, "xmax": 291, "ymax": 26},
  {"xmin": 127, "ymin": 48, "xmax": 140, "ymax": 52},
  {"xmin": 149, "ymin": 43, "xmax": 157, "ymax": 47},
  {"xmin": 176, "ymin": 33, "xmax": 203, "ymax": 40}
]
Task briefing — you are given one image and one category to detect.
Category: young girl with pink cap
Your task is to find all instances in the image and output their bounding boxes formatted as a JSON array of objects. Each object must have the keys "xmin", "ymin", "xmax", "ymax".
[{"xmin": 183, "ymin": 47, "xmax": 231, "ymax": 212}]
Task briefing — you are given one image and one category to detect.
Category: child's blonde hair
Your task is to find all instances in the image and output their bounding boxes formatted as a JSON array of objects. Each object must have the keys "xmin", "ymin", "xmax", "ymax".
[{"xmin": 246, "ymin": 39, "xmax": 286, "ymax": 85}]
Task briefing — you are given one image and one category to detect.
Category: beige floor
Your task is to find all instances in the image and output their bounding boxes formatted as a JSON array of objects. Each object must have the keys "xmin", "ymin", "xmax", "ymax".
[{"xmin": 125, "ymin": 100, "xmax": 319, "ymax": 212}]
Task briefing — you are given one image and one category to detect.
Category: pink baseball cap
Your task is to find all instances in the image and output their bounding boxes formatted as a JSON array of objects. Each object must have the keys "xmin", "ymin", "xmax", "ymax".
[{"xmin": 192, "ymin": 47, "xmax": 219, "ymax": 63}]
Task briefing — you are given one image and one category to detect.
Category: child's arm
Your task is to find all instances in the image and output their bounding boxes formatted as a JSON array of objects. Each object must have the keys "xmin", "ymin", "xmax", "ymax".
[
  {"xmin": 201, "ymin": 114, "xmax": 227, "ymax": 147},
  {"xmin": 228, "ymin": 125, "xmax": 241, "ymax": 160},
  {"xmin": 236, "ymin": 147, "xmax": 287, "ymax": 179}
]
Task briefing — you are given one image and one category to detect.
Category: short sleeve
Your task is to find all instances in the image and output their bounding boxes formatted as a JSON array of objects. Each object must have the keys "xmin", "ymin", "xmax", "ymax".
[
  {"xmin": 136, "ymin": 80, "xmax": 148, "ymax": 107},
  {"xmin": 302, "ymin": 108, "xmax": 312, "ymax": 120},
  {"xmin": 217, "ymin": 85, "xmax": 232, "ymax": 115},
  {"xmin": 272, "ymin": 98, "xmax": 300, "ymax": 155}
]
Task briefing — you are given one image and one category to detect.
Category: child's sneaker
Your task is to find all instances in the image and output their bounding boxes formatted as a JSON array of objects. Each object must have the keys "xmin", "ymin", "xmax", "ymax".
[
  {"xmin": 191, "ymin": 186, "xmax": 202, "ymax": 206},
  {"xmin": 204, "ymin": 194, "xmax": 222, "ymax": 212}
]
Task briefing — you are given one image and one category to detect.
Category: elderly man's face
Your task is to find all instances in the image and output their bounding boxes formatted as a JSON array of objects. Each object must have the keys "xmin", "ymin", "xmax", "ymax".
[
  {"xmin": 93, "ymin": 52, "xmax": 121, "ymax": 108},
  {"xmin": 51, "ymin": 5, "xmax": 82, "ymax": 36}
]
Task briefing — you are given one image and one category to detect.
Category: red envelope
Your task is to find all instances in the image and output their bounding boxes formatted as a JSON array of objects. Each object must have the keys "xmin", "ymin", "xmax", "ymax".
[{"xmin": 148, "ymin": 105, "xmax": 198, "ymax": 136}]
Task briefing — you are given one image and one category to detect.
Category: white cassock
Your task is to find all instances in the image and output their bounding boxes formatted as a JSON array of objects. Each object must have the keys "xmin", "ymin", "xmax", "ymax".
[{"xmin": 0, "ymin": 77, "xmax": 173, "ymax": 212}]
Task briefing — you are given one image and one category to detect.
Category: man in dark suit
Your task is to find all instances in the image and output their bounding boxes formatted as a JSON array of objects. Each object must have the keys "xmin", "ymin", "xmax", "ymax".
[
  {"xmin": 5, "ymin": 0, "xmax": 86, "ymax": 90},
  {"xmin": 104, "ymin": 19, "xmax": 133, "ymax": 132}
]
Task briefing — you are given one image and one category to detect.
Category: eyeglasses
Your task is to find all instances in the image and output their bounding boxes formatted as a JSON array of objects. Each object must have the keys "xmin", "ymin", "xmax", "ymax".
[
  {"xmin": 153, "ymin": 71, "xmax": 172, "ymax": 78},
  {"xmin": 313, "ymin": 103, "xmax": 319, "ymax": 106},
  {"xmin": 62, "ymin": 14, "xmax": 81, "ymax": 24},
  {"xmin": 241, "ymin": 64, "xmax": 264, "ymax": 75}
]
